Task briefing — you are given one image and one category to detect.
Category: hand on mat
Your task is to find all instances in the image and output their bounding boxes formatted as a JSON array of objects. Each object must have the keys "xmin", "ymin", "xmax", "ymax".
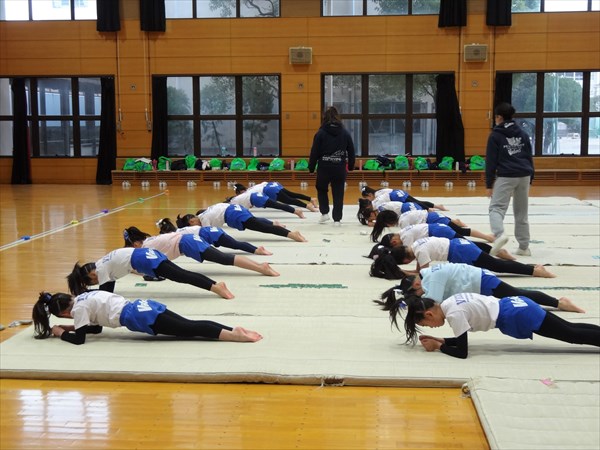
[
  {"xmin": 51, "ymin": 325, "xmax": 71, "ymax": 337},
  {"xmin": 419, "ymin": 335, "xmax": 444, "ymax": 352}
]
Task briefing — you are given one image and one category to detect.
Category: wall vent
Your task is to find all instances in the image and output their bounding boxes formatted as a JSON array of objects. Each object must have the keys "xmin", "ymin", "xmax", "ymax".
[
  {"xmin": 464, "ymin": 44, "xmax": 488, "ymax": 62},
  {"xmin": 289, "ymin": 47, "xmax": 312, "ymax": 64}
]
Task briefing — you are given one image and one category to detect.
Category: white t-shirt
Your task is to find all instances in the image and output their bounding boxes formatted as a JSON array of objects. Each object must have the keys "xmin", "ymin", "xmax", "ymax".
[
  {"xmin": 411, "ymin": 237, "xmax": 449, "ymax": 267},
  {"xmin": 177, "ymin": 225, "xmax": 201, "ymax": 235},
  {"xmin": 399, "ymin": 210, "xmax": 429, "ymax": 228},
  {"xmin": 247, "ymin": 182, "xmax": 268, "ymax": 194},
  {"xmin": 198, "ymin": 203, "xmax": 229, "ymax": 227},
  {"xmin": 421, "ymin": 263, "xmax": 483, "ymax": 302},
  {"xmin": 143, "ymin": 233, "xmax": 182, "ymax": 260},
  {"xmin": 376, "ymin": 201, "xmax": 404, "ymax": 214},
  {"xmin": 440, "ymin": 293, "xmax": 500, "ymax": 337},
  {"xmin": 95, "ymin": 248, "xmax": 135, "ymax": 285},
  {"xmin": 72, "ymin": 290, "xmax": 129, "ymax": 330},
  {"xmin": 400, "ymin": 224, "xmax": 430, "ymax": 248},
  {"xmin": 229, "ymin": 191, "xmax": 254, "ymax": 209}
]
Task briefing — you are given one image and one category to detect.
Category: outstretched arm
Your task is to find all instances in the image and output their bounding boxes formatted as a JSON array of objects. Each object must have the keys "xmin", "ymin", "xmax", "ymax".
[{"xmin": 53, "ymin": 325, "xmax": 103, "ymax": 345}]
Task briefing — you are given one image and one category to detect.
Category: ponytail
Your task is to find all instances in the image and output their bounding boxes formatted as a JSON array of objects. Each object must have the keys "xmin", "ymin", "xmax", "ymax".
[
  {"xmin": 371, "ymin": 210, "xmax": 399, "ymax": 242},
  {"xmin": 123, "ymin": 226, "xmax": 150, "ymax": 247},
  {"xmin": 360, "ymin": 186, "xmax": 377, "ymax": 198},
  {"xmin": 66, "ymin": 261, "xmax": 95, "ymax": 296},
  {"xmin": 234, "ymin": 183, "xmax": 247, "ymax": 195},
  {"xmin": 370, "ymin": 252, "xmax": 404, "ymax": 279},
  {"xmin": 373, "ymin": 286, "xmax": 406, "ymax": 332},
  {"xmin": 176, "ymin": 214, "xmax": 196, "ymax": 228},
  {"xmin": 403, "ymin": 296, "xmax": 436, "ymax": 344},
  {"xmin": 357, "ymin": 198, "xmax": 374, "ymax": 226},
  {"xmin": 32, "ymin": 292, "xmax": 72, "ymax": 339},
  {"xmin": 157, "ymin": 218, "xmax": 177, "ymax": 234}
]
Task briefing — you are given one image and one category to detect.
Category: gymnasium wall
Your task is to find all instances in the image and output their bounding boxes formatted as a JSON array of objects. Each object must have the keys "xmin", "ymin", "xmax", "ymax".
[{"xmin": 0, "ymin": 0, "xmax": 598, "ymax": 183}]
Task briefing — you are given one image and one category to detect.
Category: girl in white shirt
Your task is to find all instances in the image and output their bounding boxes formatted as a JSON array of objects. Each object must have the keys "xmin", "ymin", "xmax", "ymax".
[
  {"xmin": 32, "ymin": 290, "xmax": 262, "ymax": 345},
  {"xmin": 235, "ymin": 182, "xmax": 318, "ymax": 212},
  {"xmin": 397, "ymin": 293, "xmax": 599, "ymax": 359},
  {"xmin": 360, "ymin": 186, "xmax": 447, "ymax": 211},
  {"xmin": 226, "ymin": 191, "xmax": 305, "ymax": 219}
]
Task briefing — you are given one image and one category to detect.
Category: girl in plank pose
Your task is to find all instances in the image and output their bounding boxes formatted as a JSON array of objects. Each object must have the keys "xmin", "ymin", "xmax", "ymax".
[
  {"xmin": 32, "ymin": 290, "xmax": 261, "ymax": 345},
  {"xmin": 360, "ymin": 185, "xmax": 447, "ymax": 211},
  {"xmin": 234, "ymin": 182, "xmax": 318, "ymax": 212}
]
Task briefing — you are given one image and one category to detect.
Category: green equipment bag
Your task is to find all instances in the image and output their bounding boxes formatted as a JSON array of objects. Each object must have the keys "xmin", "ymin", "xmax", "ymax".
[
  {"xmin": 294, "ymin": 159, "xmax": 309, "ymax": 171},
  {"xmin": 247, "ymin": 157, "xmax": 259, "ymax": 171},
  {"xmin": 394, "ymin": 155, "xmax": 410, "ymax": 170},
  {"xmin": 269, "ymin": 158, "xmax": 285, "ymax": 171},
  {"xmin": 230, "ymin": 158, "xmax": 247, "ymax": 171},
  {"xmin": 184, "ymin": 155, "xmax": 198, "ymax": 169},
  {"xmin": 438, "ymin": 156, "xmax": 455, "ymax": 171},
  {"xmin": 209, "ymin": 158, "xmax": 222, "ymax": 169},
  {"xmin": 363, "ymin": 160, "xmax": 381, "ymax": 171},
  {"xmin": 122, "ymin": 158, "xmax": 137, "ymax": 170},
  {"xmin": 469, "ymin": 155, "xmax": 486, "ymax": 170},
  {"xmin": 124, "ymin": 158, "xmax": 152, "ymax": 171},
  {"xmin": 413, "ymin": 156, "xmax": 429, "ymax": 171},
  {"xmin": 157, "ymin": 156, "xmax": 172, "ymax": 170}
]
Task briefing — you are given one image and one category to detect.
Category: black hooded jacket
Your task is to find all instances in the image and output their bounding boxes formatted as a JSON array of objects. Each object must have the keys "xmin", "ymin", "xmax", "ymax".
[{"xmin": 308, "ymin": 123, "xmax": 356, "ymax": 173}]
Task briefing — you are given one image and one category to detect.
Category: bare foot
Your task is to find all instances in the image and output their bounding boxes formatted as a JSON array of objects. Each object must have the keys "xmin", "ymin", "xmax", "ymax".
[
  {"xmin": 307, "ymin": 203, "xmax": 319, "ymax": 213},
  {"xmin": 221, "ymin": 326, "xmax": 263, "ymax": 342},
  {"xmin": 274, "ymin": 220, "xmax": 287, "ymax": 228},
  {"xmin": 254, "ymin": 246, "xmax": 273, "ymax": 256},
  {"xmin": 260, "ymin": 262, "xmax": 280, "ymax": 277},
  {"xmin": 532, "ymin": 264, "xmax": 556, "ymax": 278},
  {"xmin": 310, "ymin": 198, "xmax": 318, "ymax": 208},
  {"xmin": 558, "ymin": 297, "xmax": 585, "ymax": 313},
  {"xmin": 294, "ymin": 208, "xmax": 306, "ymax": 219},
  {"xmin": 211, "ymin": 281, "xmax": 235, "ymax": 299},
  {"xmin": 288, "ymin": 230, "xmax": 307, "ymax": 242},
  {"xmin": 496, "ymin": 249, "xmax": 516, "ymax": 261}
]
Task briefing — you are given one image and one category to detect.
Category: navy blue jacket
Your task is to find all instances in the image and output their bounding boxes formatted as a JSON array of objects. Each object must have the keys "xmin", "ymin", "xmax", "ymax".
[
  {"xmin": 308, "ymin": 123, "xmax": 356, "ymax": 173},
  {"xmin": 485, "ymin": 121, "xmax": 534, "ymax": 189}
]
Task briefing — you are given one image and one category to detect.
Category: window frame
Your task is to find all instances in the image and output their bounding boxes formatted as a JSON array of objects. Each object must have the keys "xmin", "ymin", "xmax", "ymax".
[
  {"xmin": 512, "ymin": 0, "xmax": 598, "ymax": 13},
  {"xmin": 165, "ymin": 0, "xmax": 280, "ymax": 19},
  {"xmin": 321, "ymin": 0, "xmax": 441, "ymax": 17},
  {"xmin": 0, "ymin": 0, "xmax": 96, "ymax": 21}
]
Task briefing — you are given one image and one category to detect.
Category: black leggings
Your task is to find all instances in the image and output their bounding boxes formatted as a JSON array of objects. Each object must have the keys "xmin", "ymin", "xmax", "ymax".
[
  {"xmin": 265, "ymin": 198, "xmax": 295, "ymax": 214},
  {"xmin": 201, "ymin": 246, "xmax": 235, "ymax": 266},
  {"xmin": 535, "ymin": 312, "xmax": 600, "ymax": 346},
  {"xmin": 405, "ymin": 195, "xmax": 434, "ymax": 210},
  {"xmin": 447, "ymin": 221, "xmax": 474, "ymax": 238},
  {"xmin": 472, "ymin": 252, "xmax": 534, "ymax": 276},
  {"xmin": 276, "ymin": 188, "xmax": 311, "ymax": 208},
  {"xmin": 492, "ymin": 281, "xmax": 559, "ymax": 308},
  {"xmin": 154, "ymin": 260, "xmax": 215, "ymax": 292},
  {"xmin": 243, "ymin": 217, "xmax": 289, "ymax": 238},
  {"xmin": 151, "ymin": 309, "xmax": 232, "ymax": 339},
  {"xmin": 215, "ymin": 233, "xmax": 257, "ymax": 254}
]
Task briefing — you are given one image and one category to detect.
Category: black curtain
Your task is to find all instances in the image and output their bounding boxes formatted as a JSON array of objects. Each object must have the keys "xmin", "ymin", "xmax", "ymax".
[
  {"xmin": 96, "ymin": 77, "xmax": 117, "ymax": 184},
  {"xmin": 435, "ymin": 74, "xmax": 465, "ymax": 163},
  {"xmin": 11, "ymin": 78, "xmax": 31, "ymax": 184},
  {"xmin": 140, "ymin": 0, "xmax": 166, "ymax": 32},
  {"xmin": 486, "ymin": 0, "xmax": 512, "ymax": 26},
  {"xmin": 97, "ymin": 0, "xmax": 121, "ymax": 32},
  {"xmin": 150, "ymin": 76, "xmax": 168, "ymax": 161},
  {"xmin": 438, "ymin": 0, "xmax": 467, "ymax": 27},
  {"xmin": 494, "ymin": 73, "xmax": 513, "ymax": 107}
]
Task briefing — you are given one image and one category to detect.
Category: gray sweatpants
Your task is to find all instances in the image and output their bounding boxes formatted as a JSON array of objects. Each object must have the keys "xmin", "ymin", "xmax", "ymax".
[{"xmin": 489, "ymin": 176, "xmax": 531, "ymax": 250}]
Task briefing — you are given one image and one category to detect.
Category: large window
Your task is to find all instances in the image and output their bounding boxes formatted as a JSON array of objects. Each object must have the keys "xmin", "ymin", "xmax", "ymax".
[
  {"xmin": 509, "ymin": 71, "xmax": 599, "ymax": 155},
  {"xmin": 512, "ymin": 0, "xmax": 599, "ymax": 12},
  {"xmin": 165, "ymin": 0, "xmax": 280, "ymax": 18},
  {"xmin": 0, "ymin": 0, "xmax": 96, "ymax": 21},
  {"xmin": 323, "ymin": 0, "xmax": 440, "ymax": 16},
  {"xmin": 323, "ymin": 73, "xmax": 437, "ymax": 156},
  {"xmin": 166, "ymin": 75, "xmax": 281, "ymax": 157},
  {"xmin": 0, "ymin": 77, "xmax": 102, "ymax": 157}
]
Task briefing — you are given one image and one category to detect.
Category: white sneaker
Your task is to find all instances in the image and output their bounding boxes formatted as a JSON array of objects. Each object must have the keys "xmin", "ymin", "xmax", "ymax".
[
  {"xmin": 515, "ymin": 247, "xmax": 531, "ymax": 256},
  {"xmin": 333, "ymin": 221, "xmax": 341, "ymax": 227},
  {"xmin": 319, "ymin": 214, "xmax": 330, "ymax": 224},
  {"xmin": 490, "ymin": 234, "xmax": 509, "ymax": 256}
]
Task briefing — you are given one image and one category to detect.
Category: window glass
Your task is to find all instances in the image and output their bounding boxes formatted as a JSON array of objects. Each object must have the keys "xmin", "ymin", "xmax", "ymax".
[
  {"xmin": 168, "ymin": 119, "xmax": 194, "ymax": 155},
  {"xmin": 369, "ymin": 118, "xmax": 405, "ymax": 155},
  {"xmin": 78, "ymin": 78, "xmax": 101, "ymax": 115},
  {"xmin": 412, "ymin": 0, "xmax": 440, "ymax": 14},
  {"xmin": 242, "ymin": 76, "xmax": 279, "ymax": 115},
  {"xmin": 74, "ymin": 0, "xmax": 96, "ymax": 20},
  {"xmin": 168, "ymin": 77, "xmax": 193, "ymax": 115},
  {"xmin": 369, "ymin": 74, "xmax": 406, "ymax": 114},
  {"xmin": 593, "ymin": 0, "xmax": 600, "ymax": 11},
  {"xmin": 32, "ymin": 0, "xmax": 71, "ymax": 20},
  {"xmin": 413, "ymin": 118, "xmax": 436, "ymax": 154},
  {"xmin": 80, "ymin": 119, "xmax": 99, "ymax": 156},
  {"xmin": 200, "ymin": 119, "xmax": 235, "ymax": 156},
  {"xmin": 590, "ymin": 72, "xmax": 600, "ymax": 112},
  {"xmin": 0, "ymin": 0, "xmax": 29, "ymax": 20},
  {"xmin": 344, "ymin": 119, "xmax": 362, "ymax": 155},
  {"xmin": 512, "ymin": 73, "xmax": 537, "ymax": 113},
  {"xmin": 0, "ymin": 78, "xmax": 12, "ymax": 115},
  {"xmin": 240, "ymin": 0, "xmax": 279, "ymax": 17},
  {"xmin": 544, "ymin": 72, "xmax": 582, "ymax": 112},
  {"xmin": 367, "ymin": 0, "xmax": 408, "ymax": 15},
  {"xmin": 196, "ymin": 0, "xmax": 234, "ymax": 18},
  {"xmin": 0, "ymin": 121, "xmax": 12, "ymax": 156},
  {"xmin": 517, "ymin": 117, "xmax": 536, "ymax": 148},
  {"xmin": 413, "ymin": 74, "xmax": 437, "ymax": 113},
  {"xmin": 323, "ymin": 0, "xmax": 363, "ymax": 16},
  {"xmin": 243, "ymin": 119, "xmax": 279, "ymax": 155},
  {"xmin": 589, "ymin": 118, "xmax": 600, "ymax": 154},
  {"xmin": 200, "ymin": 77, "xmax": 234, "ymax": 115},
  {"xmin": 38, "ymin": 78, "xmax": 72, "ymax": 115},
  {"xmin": 39, "ymin": 120, "xmax": 73, "ymax": 156},
  {"xmin": 544, "ymin": 0, "xmax": 588, "ymax": 11},
  {"xmin": 166, "ymin": 0, "xmax": 193, "ymax": 18},
  {"xmin": 543, "ymin": 117, "xmax": 581, "ymax": 155},
  {"xmin": 324, "ymin": 75, "xmax": 362, "ymax": 114},
  {"xmin": 512, "ymin": 0, "xmax": 541, "ymax": 12}
]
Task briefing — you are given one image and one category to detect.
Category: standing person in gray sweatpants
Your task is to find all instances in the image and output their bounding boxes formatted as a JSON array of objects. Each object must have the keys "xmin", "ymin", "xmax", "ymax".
[{"xmin": 485, "ymin": 102, "xmax": 535, "ymax": 256}]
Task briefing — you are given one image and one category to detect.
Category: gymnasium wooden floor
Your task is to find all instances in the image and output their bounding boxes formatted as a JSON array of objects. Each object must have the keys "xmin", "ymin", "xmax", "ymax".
[{"xmin": 1, "ymin": 181, "xmax": 598, "ymax": 449}]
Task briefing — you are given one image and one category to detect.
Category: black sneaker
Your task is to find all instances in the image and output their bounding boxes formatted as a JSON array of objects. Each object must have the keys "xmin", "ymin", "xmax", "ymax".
[{"xmin": 143, "ymin": 275, "xmax": 166, "ymax": 282}]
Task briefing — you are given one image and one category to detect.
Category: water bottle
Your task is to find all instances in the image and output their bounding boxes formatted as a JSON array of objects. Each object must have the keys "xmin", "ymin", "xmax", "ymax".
[{"xmin": 253, "ymin": 147, "xmax": 258, "ymax": 157}]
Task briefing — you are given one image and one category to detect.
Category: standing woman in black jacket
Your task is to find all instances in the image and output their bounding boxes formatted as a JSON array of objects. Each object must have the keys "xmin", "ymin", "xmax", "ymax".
[{"xmin": 309, "ymin": 106, "xmax": 356, "ymax": 226}]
